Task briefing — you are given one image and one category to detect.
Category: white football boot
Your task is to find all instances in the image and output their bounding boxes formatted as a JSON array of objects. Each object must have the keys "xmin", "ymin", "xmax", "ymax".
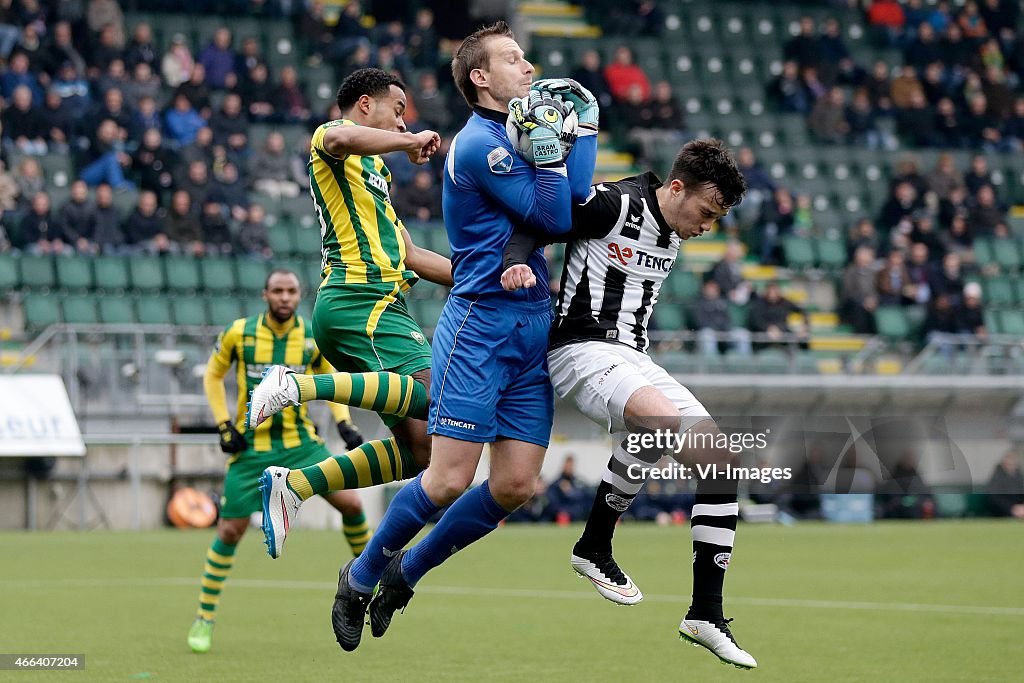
[
  {"xmin": 679, "ymin": 617, "xmax": 758, "ymax": 669},
  {"xmin": 570, "ymin": 549, "xmax": 643, "ymax": 605},
  {"xmin": 247, "ymin": 365, "xmax": 299, "ymax": 429},
  {"xmin": 259, "ymin": 466, "xmax": 303, "ymax": 559}
]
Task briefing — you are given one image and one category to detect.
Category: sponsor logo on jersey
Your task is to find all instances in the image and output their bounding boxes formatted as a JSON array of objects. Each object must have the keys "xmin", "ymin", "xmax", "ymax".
[
  {"xmin": 624, "ymin": 213, "xmax": 643, "ymax": 232},
  {"xmin": 608, "ymin": 242, "xmax": 633, "ymax": 265},
  {"xmin": 605, "ymin": 493, "xmax": 632, "ymax": 512},
  {"xmin": 607, "ymin": 243, "xmax": 673, "ymax": 272},
  {"xmin": 366, "ymin": 172, "xmax": 391, "ymax": 202},
  {"xmin": 487, "ymin": 147, "xmax": 513, "ymax": 174},
  {"xmin": 596, "ymin": 363, "xmax": 620, "ymax": 385},
  {"xmin": 714, "ymin": 552, "xmax": 731, "ymax": 570},
  {"xmin": 439, "ymin": 417, "xmax": 477, "ymax": 431}
]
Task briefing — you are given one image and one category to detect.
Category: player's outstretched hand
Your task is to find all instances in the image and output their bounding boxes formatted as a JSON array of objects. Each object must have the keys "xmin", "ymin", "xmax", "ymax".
[
  {"xmin": 218, "ymin": 420, "xmax": 248, "ymax": 454},
  {"xmin": 501, "ymin": 264, "xmax": 537, "ymax": 291},
  {"xmin": 532, "ymin": 78, "xmax": 599, "ymax": 131},
  {"xmin": 407, "ymin": 130, "xmax": 441, "ymax": 165}
]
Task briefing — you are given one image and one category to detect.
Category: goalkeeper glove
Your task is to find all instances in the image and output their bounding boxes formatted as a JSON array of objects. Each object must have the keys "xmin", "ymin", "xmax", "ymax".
[
  {"xmin": 509, "ymin": 91, "xmax": 576, "ymax": 168},
  {"xmin": 337, "ymin": 420, "xmax": 364, "ymax": 450},
  {"xmin": 218, "ymin": 421, "xmax": 248, "ymax": 454},
  {"xmin": 532, "ymin": 78, "xmax": 599, "ymax": 132}
]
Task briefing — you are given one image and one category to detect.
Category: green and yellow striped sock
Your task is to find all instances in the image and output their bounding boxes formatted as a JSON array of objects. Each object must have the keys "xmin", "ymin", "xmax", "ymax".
[
  {"xmin": 196, "ymin": 537, "xmax": 237, "ymax": 621},
  {"xmin": 292, "ymin": 372, "xmax": 428, "ymax": 420},
  {"xmin": 286, "ymin": 437, "xmax": 420, "ymax": 499},
  {"xmin": 342, "ymin": 511, "xmax": 372, "ymax": 556}
]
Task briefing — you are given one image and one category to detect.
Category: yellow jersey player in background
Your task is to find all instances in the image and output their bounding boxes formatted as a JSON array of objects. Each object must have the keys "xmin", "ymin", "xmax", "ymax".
[{"xmin": 187, "ymin": 268, "xmax": 370, "ymax": 654}]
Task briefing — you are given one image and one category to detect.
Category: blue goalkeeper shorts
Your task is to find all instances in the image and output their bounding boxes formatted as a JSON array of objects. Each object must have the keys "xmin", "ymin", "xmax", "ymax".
[{"xmin": 428, "ymin": 294, "xmax": 554, "ymax": 447}]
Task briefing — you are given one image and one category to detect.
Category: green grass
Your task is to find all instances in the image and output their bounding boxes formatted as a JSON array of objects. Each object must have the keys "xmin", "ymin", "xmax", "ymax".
[{"xmin": 1, "ymin": 522, "xmax": 1022, "ymax": 682}]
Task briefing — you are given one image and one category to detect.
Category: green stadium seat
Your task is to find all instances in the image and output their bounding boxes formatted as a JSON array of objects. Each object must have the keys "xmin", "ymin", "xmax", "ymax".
[
  {"xmin": 993, "ymin": 238, "xmax": 1022, "ymax": 271},
  {"xmin": 172, "ymin": 298, "xmax": 208, "ymax": 327},
  {"xmin": 268, "ymin": 222, "xmax": 298, "ymax": 257},
  {"xmin": 1015, "ymin": 280, "xmax": 1024, "ymax": 305},
  {"xmin": 728, "ymin": 303, "xmax": 748, "ymax": 329},
  {"xmin": 135, "ymin": 295, "xmax": 173, "ymax": 325},
  {"xmin": 236, "ymin": 259, "xmax": 270, "ymax": 295},
  {"xmin": 55, "ymin": 258, "xmax": 94, "ymax": 291},
  {"xmin": 93, "ymin": 256, "xmax": 130, "ymax": 292},
  {"xmin": 984, "ymin": 277, "xmax": 1015, "ymax": 307},
  {"xmin": 22, "ymin": 294, "xmax": 60, "ymax": 330},
  {"xmin": 0, "ymin": 253, "xmax": 18, "ymax": 291},
  {"xmin": 61, "ymin": 295, "xmax": 98, "ymax": 324},
  {"xmin": 293, "ymin": 225, "xmax": 321, "ymax": 253},
  {"xmin": 129, "ymin": 256, "xmax": 166, "ymax": 291},
  {"xmin": 98, "ymin": 297, "xmax": 136, "ymax": 325},
  {"xmin": 998, "ymin": 310, "xmax": 1024, "ymax": 336},
  {"xmin": 164, "ymin": 256, "xmax": 202, "ymax": 294},
  {"xmin": 783, "ymin": 237, "xmax": 815, "ymax": 269},
  {"xmin": 756, "ymin": 349, "xmax": 791, "ymax": 373},
  {"xmin": 875, "ymin": 306, "xmax": 910, "ymax": 340},
  {"xmin": 662, "ymin": 270, "xmax": 700, "ymax": 303},
  {"xmin": 199, "ymin": 258, "xmax": 238, "ymax": 293},
  {"xmin": 653, "ymin": 305, "xmax": 686, "ymax": 332},
  {"xmin": 300, "ymin": 260, "xmax": 323, "ymax": 293},
  {"xmin": 209, "ymin": 298, "xmax": 244, "ymax": 325},
  {"xmin": 972, "ymin": 238, "xmax": 996, "ymax": 269},
  {"xmin": 19, "ymin": 255, "xmax": 55, "ymax": 290}
]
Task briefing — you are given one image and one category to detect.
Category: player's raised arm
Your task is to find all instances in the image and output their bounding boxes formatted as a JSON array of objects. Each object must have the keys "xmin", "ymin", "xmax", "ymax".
[
  {"xmin": 319, "ymin": 125, "xmax": 440, "ymax": 163},
  {"xmin": 531, "ymin": 78, "xmax": 600, "ymax": 202},
  {"xmin": 401, "ymin": 227, "xmax": 454, "ymax": 286}
]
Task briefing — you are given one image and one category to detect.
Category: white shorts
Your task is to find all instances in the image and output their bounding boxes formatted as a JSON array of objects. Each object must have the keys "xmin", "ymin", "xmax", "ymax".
[{"xmin": 547, "ymin": 341, "xmax": 709, "ymax": 434}]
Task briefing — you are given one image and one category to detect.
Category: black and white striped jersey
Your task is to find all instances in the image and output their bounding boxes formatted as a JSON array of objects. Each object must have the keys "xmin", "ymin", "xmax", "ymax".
[{"xmin": 551, "ymin": 172, "xmax": 680, "ymax": 353}]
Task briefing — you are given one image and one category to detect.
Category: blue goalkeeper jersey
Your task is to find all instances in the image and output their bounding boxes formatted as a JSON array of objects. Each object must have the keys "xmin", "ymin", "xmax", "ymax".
[{"xmin": 442, "ymin": 106, "xmax": 597, "ymax": 302}]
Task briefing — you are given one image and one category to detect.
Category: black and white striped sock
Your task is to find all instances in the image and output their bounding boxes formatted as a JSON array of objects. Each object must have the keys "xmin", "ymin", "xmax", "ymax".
[{"xmin": 686, "ymin": 487, "xmax": 739, "ymax": 622}]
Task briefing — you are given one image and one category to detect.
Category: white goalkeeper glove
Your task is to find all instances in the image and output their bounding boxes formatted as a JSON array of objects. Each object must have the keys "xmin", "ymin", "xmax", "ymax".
[{"xmin": 508, "ymin": 91, "xmax": 576, "ymax": 168}]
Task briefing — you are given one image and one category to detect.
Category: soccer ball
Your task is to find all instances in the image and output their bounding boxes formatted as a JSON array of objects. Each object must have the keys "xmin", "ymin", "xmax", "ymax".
[{"xmin": 505, "ymin": 105, "xmax": 578, "ymax": 166}]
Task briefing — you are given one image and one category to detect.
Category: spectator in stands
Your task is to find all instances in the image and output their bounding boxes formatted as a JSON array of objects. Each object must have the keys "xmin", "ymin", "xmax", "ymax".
[
  {"xmin": 864, "ymin": 60, "xmax": 893, "ymax": 113},
  {"xmin": 708, "ymin": 240, "xmax": 751, "ymax": 305},
  {"xmin": 14, "ymin": 191, "xmax": 67, "ymax": 254},
  {"xmin": 17, "ymin": 23, "xmax": 46, "ymax": 76},
  {"xmin": 0, "ymin": 51, "xmax": 43, "ymax": 103},
  {"xmin": 646, "ymin": 80, "xmax": 685, "ymax": 129},
  {"xmin": 962, "ymin": 93, "xmax": 1002, "ymax": 150},
  {"xmin": 86, "ymin": 0, "xmax": 125, "ymax": 48},
  {"xmin": 868, "ymin": 0, "xmax": 907, "ymax": 46},
  {"xmin": 0, "ymin": 159, "xmax": 19, "ymax": 211},
  {"xmin": 890, "ymin": 65, "xmax": 924, "ymax": 111},
  {"xmin": 52, "ymin": 62, "xmax": 90, "ymax": 117},
  {"xmin": 328, "ymin": 0, "xmax": 372, "ymax": 60},
  {"xmin": 249, "ymin": 131, "xmax": 299, "ymax": 200},
  {"xmin": 734, "ymin": 147, "xmax": 775, "ymax": 230},
  {"xmin": 840, "ymin": 245, "xmax": 880, "ymax": 334},
  {"xmin": 817, "ymin": 18, "xmax": 851, "ymax": 85},
  {"xmin": 179, "ymin": 160, "xmax": 212, "ymax": 209},
  {"xmin": 846, "ymin": 87, "xmax": 888, "ymax": 149},
  {"xmin": 964, "ymin": 154, "xmax": 993, "ymax": 195},
  {"xmin": 939, "ymin": 23, "xmax": 973, "ymax": 70},
  {"xmin": 927, "ymin": 152, "xmax": 965, "ymax": 197},
  {"xmin": 89, "ymin": 25, "xmax": 124, "ymax": 75},
  {"xmin": 90, "ymin": 87, "xmax": 134, "ymax": 139},
  {"xmin": 237, "ymin": 62, "xmax": 275, "ymax": 122},
  {"xmin": 957, "ymin": 281, "xmax": 987, "ymax": 341},
  {"xmin": 299, "ymin": 0, "xmax": 336, "ymax": 62},
  {"xmin": 747, "ymin": 282, "xmax": 809, "ymax": 350},
  {"xmin": 909, "ymin": 213, "xmax": 944, "ymax": 261},
  {"xmin": 1002, "ymin": 97, "xmax": 1024, "ymax": 151},
  {"xmin": 943, "ymin": 212, "xmax": 974, "ymax": 252},
  {"xmin": 199, "ymin": 27, "xmax": 237, "ymax": 90},
  {"xmin": 928, "ymin": 252, "xmax": 966, "ymax": 305},
  {"xmin": 905, "ymin": 242, "xmax": 933, "ymax": 303},
  {"xmin": 875, "ymin": 248, "xmax": 914, "ymax": 305},
  {"xmin": 57, "ymin": 180, "xmax": 97, "ymax": 255},
  {"xmin": 756, "ymin": 186, "xmax": 795, "ymax": 265},
  {"xmin": 44, "ymin": 21, "xmax": 86, "ymax": 77},
  {"xmin": 968, "ymin": 184, "xmax": 1006, "ymax": 237},
  {"xmin": 768, "ymin": 60, "xmax": 810, "ymax": 114},
  {"xmin": 877, "ymin": 449, "xmax": 933, "ymax": 519},
  {"xmin": 122, "ymin": 190, "xmax": 168, "ymax": 254},
  {"xmin": 878, "ymin": 181, "xmax": 921, "ymax": 235},
  {"xmin": 134, "ymin": 94, "xmax": 161, "ymax": 134},
  {"xmin": 200, "ymin": 199, "xmax": 232, "ymax": 255},
  {"xmin": 784, "ymin": 16, "xmax": 819, "ymax": 70},
  {"xmin": 123, "ymin": 62, "xmax": 160, "ymax": 110},
  {"xmin": 235, "ymin": 36, "xmax": 264, "ymax": 83},
  {"xmin": 209, "ymin": 92, "xmax": 249, "ymax": 151},
  {"xmin": 175, "ymin": 63, "xmax": 212, "ymax": 115},
  {"xmin": 272, "ymin": 65, "xmax": 310, "ymax": 123},
  {"xmin": 124, "ymin": 21, "xmax": 156, "ymax": 71},
  {"xmin": 922, "ymin": 292, "xmax": 959, "ymax": 345},
  {"xmin": 237, "ymin": 204, "xmax": 271, "ymax": 260},
  {"xmin": 800, "ymin": 65, "xmax": 827, "ymax": 103},
  {"xmin": 896, "ymin": 89, "xmax": 938, "ymax": 147},
  {"xmin": 985, "ymin": 451, "xmax": 1024, "ymax": 519},
  {"xmin": 905, "ymin": 22, "xmax": 942, "ymax": 71},
  {"xmin": 39, "ymin": 88, "xmax": 72, "ymax": 152},
  {"xmin": 919, "ymin": 61, "xmax": 949, "ymax": 106},
  {"xmin": 210, "ymin": 162, "xmax": 249, "ymax": 223},
  {"xmin": 79, "ymin": 118, "xmax": 133, "ymax": 190},
  {"xmin": 932, "ymin": 97, "xmax": 964, "ymax": 148},
  {"xmin": 92, "ymin": 182, "xmax": 125, "ymax": 254},
  {"xmin": 2, "ymin": 84, "xmax": 46, "ymax": 154},
  {"xmin": 15, "ymin": 157, "xmax": 44, "ymax": 205},
  {"xmin": 957, "ymin": 0, "xmax": 989, "ymax": 40},
  {"xmin": 412, "ymin": 71, "xmax": 450, "ymax": 133},
  {"xmin": 394, "ymin": 169, "xmax": 441, "ymax": 222},
  {"xmin": 164, "ymin": 94, "xmax": 207, "ymax": 147},
  {"xmin": 131, "ymin": 128, "xmax": 176, "ymax": 197},
  {"xmin": 693, "ymin": 279, "xmax": 753, "ymax": 356},
  {"xmin": 165, "ymin": 189, "xmax": 203, "ymax": 256},
  {"xmin": 808, "ymin": 86, "xmax": 849, "ymax": 144},
  {"xmin": 571, "ymin": 49, "xmax": 612, "ymax": 111},
  {"xmin": 545, "ymin": 455, "xmax": 589, "ymax": 522},
  {"xmin": 604, "ymin": 45, "xmax": 650, "ymax": 103},
  {"xmin": 0, "ymin": 2, "xmax": 21, "ymax": 59},
  {"xmin": 406, "ymin": 7, "xmax": 438, "ymax": 69},
  {"xmin": 161, "ymin": 33, "xmax": 194, "ymax": 89}
]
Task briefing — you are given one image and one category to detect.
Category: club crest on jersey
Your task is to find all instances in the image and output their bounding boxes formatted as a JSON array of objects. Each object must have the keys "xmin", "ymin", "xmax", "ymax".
[
  {"xmin": 487, "ymin": 147, "xmax": 513, "ymax": 174},
  {"xmin": 714, "ymin": 552, "xmax": 731, "ymax": 570},
  {"xmin": 411, "ymin": 331, "xmax": 425, "ymax": 345}
]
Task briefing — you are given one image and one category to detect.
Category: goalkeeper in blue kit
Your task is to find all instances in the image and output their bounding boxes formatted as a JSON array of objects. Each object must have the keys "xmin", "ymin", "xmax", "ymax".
[{"xmin": 329, "ymin": 21, "xmax": 598, "ymax": 651}]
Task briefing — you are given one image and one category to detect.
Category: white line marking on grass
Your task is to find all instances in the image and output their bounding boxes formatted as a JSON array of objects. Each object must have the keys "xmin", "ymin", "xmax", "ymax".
[{"xmin": 5, "ymin": 577, "xmax": 1024, "ymax": 617}]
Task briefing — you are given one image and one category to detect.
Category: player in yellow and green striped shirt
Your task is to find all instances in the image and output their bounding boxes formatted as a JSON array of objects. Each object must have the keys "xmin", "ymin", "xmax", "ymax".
[{"xmin": 187, "ymin": 268, "xmax": 371, "ymax": 654}]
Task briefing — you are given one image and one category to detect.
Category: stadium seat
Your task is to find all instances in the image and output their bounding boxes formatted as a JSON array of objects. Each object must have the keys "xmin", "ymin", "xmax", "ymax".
[
  {"xmin": 998, "ymin": 310, "xmax": 1024, "ymax": 336},
  {"xmin": 199, "ymin": 258, "xmax": 238, "ymax": 293},
  {"xmin": 236, "ymin": 259, "xmax": 270, "ymax": 295},
  {"xmin": 783, "ymin": 237, "xmax": 815, "ymax": 270},
  {"xmin": 0, "ymin": 253, "xmax": 18, "ymax": 291},
  {"xmin": 129, "ymin": 256, "xmax": 166, "ymax": 291},
  {"xmin": 984, "ymin": 277, "xmax": 1015, "ymax": 307},
  {"xmin": 300, "ymin": 260, "xmax": 323, "ymax": 293},
  {"xmin": 662, "ymin": 270, "xmax": 700, "ymax": 302},
  {"xmin": 653, "ymin": 305, "xmax": 686, "ymax": 332},
  {"xmin": 61, "ymin": 295, "xmax": 99, "ymax": 324},
  {"xmin": 993, "ymin": 239, "xmax": 1022, "ymax": 272},
  {"xmin": 19, "ymin": 255, "xmax": 56, "ymax": 291},
  {"xmin": 972, "ymin": 238, "xmax": 996, "ymax": 269},
  {"xmin": 55, "ymin": 258, "xmax": 94, "ymax": 292},
  {"xmin": 209, "ymin": 298, "xmax": 244, "ymax": 324},
  {"xmin": 268, "ymin": 222, "xmax": 298, "ymax": 257},
  {"xmin": 874, "ymin": 306, "xmax": 910, "ymax": 340},
  {"xmin": 98, "ymin": 297, "xmax": 136, "ymax": 325},
  {"xmin": 172, "ymin": 298, "xmax": 208, "ymax": 327},
  {"xmin": 135, "ymin": 295, "xmax": 173, "ymax": 325},
  {"xmin": 93, "ymin": 256, "xmax": 130, "ymax": 292},
  {"xmin": 22, "ymin": 294, "xmax": 60, "ymax": 331},
  {"xmin": 164, "ymin": 256, "xmax": 202, "ymax": 294}
]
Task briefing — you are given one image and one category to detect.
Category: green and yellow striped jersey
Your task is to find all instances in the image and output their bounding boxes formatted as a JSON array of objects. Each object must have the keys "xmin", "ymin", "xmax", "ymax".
[
  {"xmin": 208, "ymin": 314, "xmax": 327, "ymax": 452},
  {"xmin": 308, "ymin": 119, "xmax": 417, "ymax": 287}
]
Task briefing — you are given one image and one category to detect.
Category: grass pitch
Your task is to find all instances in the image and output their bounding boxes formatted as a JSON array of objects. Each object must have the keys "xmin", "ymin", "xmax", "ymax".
[{"xmin": 2, "ymin": 521, "xmax": 1022, "ymax": 682}]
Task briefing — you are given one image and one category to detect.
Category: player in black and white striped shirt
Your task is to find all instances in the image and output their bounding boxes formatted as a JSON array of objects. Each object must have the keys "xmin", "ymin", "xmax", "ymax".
[{"xmin": 503, "ymin": 139, "xmax": 755, "ymax": 669}]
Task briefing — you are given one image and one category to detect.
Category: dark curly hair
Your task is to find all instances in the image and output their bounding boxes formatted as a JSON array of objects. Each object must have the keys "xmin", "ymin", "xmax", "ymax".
[
  {"xmin": 669, "ymin": 139, "xmax": 747, "ymax": 209},
  {"xmin": 336, "ymin": 68, "xmax": 406, "ymax": 113}
]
